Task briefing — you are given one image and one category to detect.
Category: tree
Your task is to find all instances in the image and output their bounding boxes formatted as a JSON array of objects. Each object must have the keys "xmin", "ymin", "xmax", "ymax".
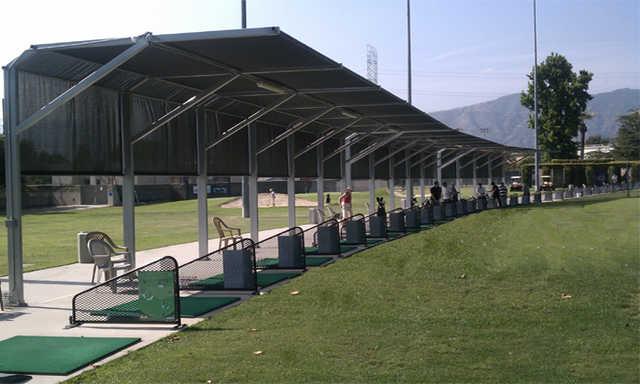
[
  {"xmin": 612, "ymin": 110, "xmax": 640, "ymax": 160},
  {"xmin": 521, "ymin": 53, "xmax": 593, "ymax": 160},
  {"xmin": 579, "ymin": 112, "xmax": 594, "ymax": 159}
]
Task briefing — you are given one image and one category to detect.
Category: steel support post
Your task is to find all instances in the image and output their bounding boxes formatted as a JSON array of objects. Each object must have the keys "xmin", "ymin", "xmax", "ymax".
[
  {"xmin": 344, "ymin": 137, "xmax": 352, "ymax": 188},
  {"xmin": 4, "ymin": 67, "xmax": 25, "ymax": 306},
  {"xmin": 419, "ymin": 165, "xmax": 425, "ymax": 202},
  {"xmin": 317, "ymin": 144, "xmax": 325, "ymax": 212},
  {"xmin": 388, "ymin": 159, "xmax": 395, "ymax": 210},
  {"xmin": 369, "ymin": 155, "xmax": 375, "ymax": 214},
  {"xmin": 405, "ymin": 149, "xmax": 412, "ymax": 208},
  {"xmin": 121, "ymin": 93, "xmax": 136, "ymax": 268},
  {"xmin": 196, "ymin": 109, "xmax": 208, "ymax": 256},
  {"xmin": 248, "ymin": 124, "xmax": 259, "ymax": 242},
  {"xmin": 287, "ymin": 136, "xmax": 296, "ymax": 228},
  {"xmin": 456, "ymin": 158, "xmax": 461, "ymax": 187},
  {"xmin": 436, "ymin": 149, "xmax": 444, "ymax": 183},
  {"xmin": 242, "ymin": 177, "xmax": 250, "ymax": 218},
  {"xmin": 501, "ymin": 155, "xmax": 506, "ymax": 183},
  {"xmin": 488, "ymin": 155, "xmax": 493, "ymax": 184},
  {"xmin": 472, "ymin": 153, "xmax": 478, "ymax": 186}
]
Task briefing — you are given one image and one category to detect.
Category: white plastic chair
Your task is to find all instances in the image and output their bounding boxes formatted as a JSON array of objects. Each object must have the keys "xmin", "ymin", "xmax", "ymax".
[{"xmin": 87, "ymin": 238, "xmax": 132, "ymax": 284}]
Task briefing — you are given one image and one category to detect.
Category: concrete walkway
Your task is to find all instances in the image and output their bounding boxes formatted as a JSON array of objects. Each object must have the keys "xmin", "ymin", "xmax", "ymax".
[{"xmin": 0, "ymin": 225, "xmax": 318, "ymax": 384}]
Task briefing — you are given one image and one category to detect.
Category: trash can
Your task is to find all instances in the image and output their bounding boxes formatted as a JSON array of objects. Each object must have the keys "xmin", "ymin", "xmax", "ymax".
[
  {"xmin": 278, "ymin": 234, "xmax": 304, "ymax": 268},
  {"xmin": 223, "ymin": 248, "xmax": 256, "ymax": 290},
  {"xmin": 420, "ymin": 206, "xmax": 433, "ymax": 225},
  {"xmin": 77, "ymin": 232, "xmax": 93, "ymax": 263},
  {"xmin": 509, "ymin": 195, "xmax": 518, "ymax": 206},
  {"xmin": 345, "ymin": 218, "xmax": 366, "ymax": 244},
  {"xmin": 459, "ymin": 199, "xmax": 468, "ymax": 215},
  {"xmin": 432, "ymin": 204, "xmax": 443, "ymax": 221},
  {"xmin": 317, "ymin": 225, "xmax": 340, "ymax": 254},
  {"xmin": 389, "ymin": 212, "xmax": 405, "ymax": 232},
  {"xmin": 405, "ymin": 209, "xmax": 420, "ymax": 228},
  {"xmin": 369, "ymin": 215, "xmax": 387, "ymax": 238},
  {"xmin": 467, "ymin": 199, "xmax": 475, "ymax": 213}
]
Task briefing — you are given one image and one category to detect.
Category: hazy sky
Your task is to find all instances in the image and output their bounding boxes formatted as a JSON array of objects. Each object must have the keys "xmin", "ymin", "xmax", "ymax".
[{"xmin": 0, "ymin": 0, "xmax": 638, "ymax": 115}]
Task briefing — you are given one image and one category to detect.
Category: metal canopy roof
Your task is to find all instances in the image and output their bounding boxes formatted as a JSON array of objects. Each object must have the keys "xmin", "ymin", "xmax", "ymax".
[{"xmin": 6, "ymin": 27, "xmax": 530, "ymax": 179}]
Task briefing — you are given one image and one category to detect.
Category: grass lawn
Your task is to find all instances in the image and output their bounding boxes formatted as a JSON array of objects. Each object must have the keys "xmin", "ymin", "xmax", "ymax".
[
  {"xmin": 67, "ymin": 191, "xmax": 639, "ymax": 383},
  {"xmin": 0, "ymin": 190, "xmax": 387, "ymax": 276}
]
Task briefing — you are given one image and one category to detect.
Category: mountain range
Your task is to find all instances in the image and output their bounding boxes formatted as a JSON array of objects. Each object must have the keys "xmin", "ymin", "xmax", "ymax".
[{"xmin": 431, "ymin": 88, "xmax": 640, "ymax": 148}]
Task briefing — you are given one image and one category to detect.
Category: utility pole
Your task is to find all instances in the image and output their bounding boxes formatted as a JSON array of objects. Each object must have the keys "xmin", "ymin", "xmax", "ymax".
[
  {"xmin": 241, "ymin": 0, "xmax": 247, "ymax": 28},
  {"xmin": 407, "ymin": 0, "xmax": 412, "ymax": 104},
  {"xmin": 532, "ymin": 0, "xmax": 540, "ymax": 191}
]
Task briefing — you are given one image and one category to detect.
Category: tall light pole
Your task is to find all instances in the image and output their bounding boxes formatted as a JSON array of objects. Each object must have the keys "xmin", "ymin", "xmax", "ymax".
[
  {"xmin": 241, "ymin": 0, "xmax": 247, "ymax": 28},
  {"xmin": 407, "ymin": 0, "xmax": 412, "ymax": 104},
  {"xmin": 533, "ymin": 0, "xmax": 540, "ymax": 190}
]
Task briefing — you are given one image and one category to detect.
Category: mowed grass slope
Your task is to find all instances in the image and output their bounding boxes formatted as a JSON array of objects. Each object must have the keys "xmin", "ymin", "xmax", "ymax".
[{"xmin": 68, "ymin": 192, "xmax": 640, "ymax": 383}]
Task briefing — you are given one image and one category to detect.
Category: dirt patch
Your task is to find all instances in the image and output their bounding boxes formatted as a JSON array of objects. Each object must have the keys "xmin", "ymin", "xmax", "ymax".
[{"xmin": 221, "ymin": 193, "xmax": 317, "ymax": 208}]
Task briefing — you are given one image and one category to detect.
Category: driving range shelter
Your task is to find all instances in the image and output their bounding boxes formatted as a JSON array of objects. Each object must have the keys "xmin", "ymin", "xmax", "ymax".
[{"xmin": 3, "ymin": 27, "xmax": 531, "ymax": 305}]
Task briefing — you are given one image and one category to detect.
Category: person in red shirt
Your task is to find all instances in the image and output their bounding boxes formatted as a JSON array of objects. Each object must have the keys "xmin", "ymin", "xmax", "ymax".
[{"xmin": 339, "ymin": 187, "xmax": 353, "ymax": 219}]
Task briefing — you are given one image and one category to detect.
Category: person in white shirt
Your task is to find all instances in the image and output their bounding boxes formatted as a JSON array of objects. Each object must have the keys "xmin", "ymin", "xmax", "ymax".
[{"xmin": 442, "ymin": 182, "xmax": 450, "ymax": 201}]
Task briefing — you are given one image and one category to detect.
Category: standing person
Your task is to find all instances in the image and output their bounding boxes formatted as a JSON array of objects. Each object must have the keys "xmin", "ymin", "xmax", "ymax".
[
  {"xmin": 490, "ymin": 182, "xmax": 501, "ymax": 207},
  {"xmin": 430, "ymin": 181, "xmax": 442, "ymax": 204},
  {"xmin": 269, "ymin": 188, "xmax": 277, "ymax": 207},
  {"xmin": 475, "ymin": 182, "xmax": 486, "ymax": 198},
  {"xmin": 339, "ymin": 187, "xmax": 353, "ymax": 219},
  {"xmin": 442, "ymin": 182, "xmax": 450, "ymax": 202},
  {"xmin": 498, "ymin": 182, "xmax": 508, "ymax": 206},
  {"xmin": 325, "ymin": 193, "xmax": 331, "ymax": 205},
  {"xmin": 449, "ymin": 182, "xmax": 459, "ymax": 202}
]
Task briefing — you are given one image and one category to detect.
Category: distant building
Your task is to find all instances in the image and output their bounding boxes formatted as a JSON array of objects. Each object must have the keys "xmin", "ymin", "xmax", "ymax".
[{"xmin": 583, "ymin": 143, "xmax": 614, "ymax": 158}]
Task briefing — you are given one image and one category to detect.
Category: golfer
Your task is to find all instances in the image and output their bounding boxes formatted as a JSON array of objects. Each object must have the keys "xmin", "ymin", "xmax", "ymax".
[{"xmin": 339, "ymin": 187, "xmax": 353, "ymax": 219}]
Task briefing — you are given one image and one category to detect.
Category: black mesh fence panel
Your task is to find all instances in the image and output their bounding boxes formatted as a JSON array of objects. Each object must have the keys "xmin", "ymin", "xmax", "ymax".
[
  {"xmin": 178, "ymin": 238, "xmax": 256, "ymax": 292},
  {"xmin": 71, "ymin": 256, "xmax": 180, "ymax": 326}
]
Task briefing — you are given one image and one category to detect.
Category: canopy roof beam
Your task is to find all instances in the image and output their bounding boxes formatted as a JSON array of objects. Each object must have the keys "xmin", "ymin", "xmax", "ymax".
[
  {"xmin": 206, "ymin": 92, "xmax": 297, "ymax": 150},
  {"xmin": 16, "ymin": 34, "xmax": 151, "ymax": 135},
  {"xmin": 294, "ymin": 118, "xmax": 364, "ymax": 159},
  {"xmin": 131, "ymin": 75, "xmax": 241, "ymax": 145},
  {"xmin": 374, "ymin": 141, "xmax": 416, "ymax": 166},
  {"xmin": 257, "ymin": 106, "xmax": 336, "ymax": 155},
  {"xmin": 439, "ymin": 148, "xmax": 476, "ymax": 169},
  {"xmin": 392, "ymin": 144, "xmax": 435, "ymax": 167},
  {"xmin": 346, "ymin": 131, "xmax": 403, "ymax": 165},
  {"xmin": 410, "ymin": 152, "xmax": 437, "ymax": 169}
]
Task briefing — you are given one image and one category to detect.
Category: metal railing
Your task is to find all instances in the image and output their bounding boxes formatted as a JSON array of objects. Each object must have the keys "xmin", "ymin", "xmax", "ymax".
[
  {"xmin": 303, "ymin": 217, "xmax": 339, "ymax": 247},
  {"xmin": 178, "ymin": 238, "xmax": 257, "ymax": 292},
  {"xmin": 253, "ymin": 226, "xmax": 306, "ymax": 270}
]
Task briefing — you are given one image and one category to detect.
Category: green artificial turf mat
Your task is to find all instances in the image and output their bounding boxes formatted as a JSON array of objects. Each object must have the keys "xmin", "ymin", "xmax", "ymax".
[
  {"xmin": 256, "ymin": 258, "xmax": 280, "ymax": 268},
  {"xmin": 0, "ymin": 336, "xmax": 140, "ymax": 375},
  {"xmin": 365, "ymin": 238, "xmax": 385, "ymax": 246},
  {"xmin": 179, "ymin": 296, "xmax": 240, "ymax": 317},
  {"xmin": 257, "ymin": 271, "xmax": 302, "ymax": 287},
  {"xmin": 92, "ymin": 296, "xmax": 240, "ymax": 318},
  {"xmin": 304, "ymin": 256, "xmax": 333, "ymax": 266},
  {"xmin": 190, "ymin": 272, "xmax": 301, "ymax": 290},
  {"xmin": 304, "ymin": 245, "xmax": 358, "ymax": 255}
]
